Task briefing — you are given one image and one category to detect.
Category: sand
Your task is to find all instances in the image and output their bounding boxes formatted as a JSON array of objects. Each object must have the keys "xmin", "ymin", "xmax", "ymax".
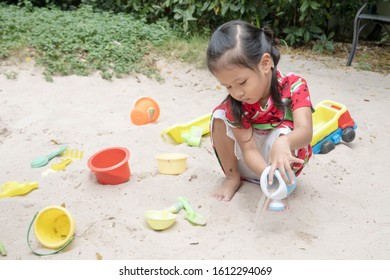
[{"xmin": 0, "ymin": 53, "xmax": 390, "ymax": 261}]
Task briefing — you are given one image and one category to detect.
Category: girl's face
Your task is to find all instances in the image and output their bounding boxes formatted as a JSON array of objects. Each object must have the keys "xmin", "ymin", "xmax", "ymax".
[{"xmin": 213, "ymin": 55, "xmax": 273, "ymax": 105}]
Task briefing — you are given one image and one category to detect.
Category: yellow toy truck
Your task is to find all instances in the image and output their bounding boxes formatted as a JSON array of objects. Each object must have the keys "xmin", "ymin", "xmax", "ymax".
[{"xmin": 311, "ymin": 100, "xmax": 357, "ymax": 154}]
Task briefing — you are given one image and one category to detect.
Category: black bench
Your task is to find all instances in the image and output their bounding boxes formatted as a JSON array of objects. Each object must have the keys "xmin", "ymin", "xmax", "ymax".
[{"xmin": 346, "ymin": 2, "xmax": 390, "ymax": 66}]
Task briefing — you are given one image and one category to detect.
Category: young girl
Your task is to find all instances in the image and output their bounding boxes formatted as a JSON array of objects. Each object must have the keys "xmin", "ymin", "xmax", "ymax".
[{"xmin": 207, "ymin": 20, "xmax": 313, "ymax": 202}]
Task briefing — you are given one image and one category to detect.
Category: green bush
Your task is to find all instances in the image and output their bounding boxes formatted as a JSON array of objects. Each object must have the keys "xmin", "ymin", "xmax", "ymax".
[
  {"xmin": 3, "ymin": 0, "xmax": 367, "ymax": 48},
  {"xmin": 79, "ymin": 0, "xmax": 365, "ymax": 45},
  {"xmin": 0, "ymin": 4, "xmax": 174, "ymax": 80},
  {"xmin": 4, "ymin": 0, "xmax": 379, "ymax": 64}
]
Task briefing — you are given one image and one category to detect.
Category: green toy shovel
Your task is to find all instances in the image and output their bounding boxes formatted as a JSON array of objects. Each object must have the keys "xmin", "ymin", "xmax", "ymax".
[
  {"xmin": 177, "ymin": 196, "xmax": 207, "ymax": 226},
  {"xmin": 31, "ymin": 146, "xmax": 67, "ymax": 168}
]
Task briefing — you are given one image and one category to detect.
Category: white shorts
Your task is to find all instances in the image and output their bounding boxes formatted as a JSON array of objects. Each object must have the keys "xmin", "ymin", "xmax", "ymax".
[{"xmin": 211, "ymin": 108, "xmax": 292, "ymax": 181}]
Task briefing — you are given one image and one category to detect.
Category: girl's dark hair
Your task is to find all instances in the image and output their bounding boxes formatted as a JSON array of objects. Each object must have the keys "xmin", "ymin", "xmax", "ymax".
[{"xmin": 207, "ymin": 20, "xmax": 285, "ymax": 127}]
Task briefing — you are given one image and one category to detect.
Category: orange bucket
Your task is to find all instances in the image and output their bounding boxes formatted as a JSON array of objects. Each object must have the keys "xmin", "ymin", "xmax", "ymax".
[
  {"xmin": 87, "ymin": 147, "xmax": 130, "ymax": 185},
  {"xmin": 130, "ymin": 96, "xmax": 160, "ymax": 125}
]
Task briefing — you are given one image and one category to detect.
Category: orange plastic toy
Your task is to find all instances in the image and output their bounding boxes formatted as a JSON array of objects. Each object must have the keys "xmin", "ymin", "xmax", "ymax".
[{"xmin": 130, "ymin": 96, "xmax": 160, "ymax": 125}]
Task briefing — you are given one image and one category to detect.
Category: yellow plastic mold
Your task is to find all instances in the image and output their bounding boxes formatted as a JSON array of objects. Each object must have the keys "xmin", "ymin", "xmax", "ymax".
[
  {"xmin": 0, "ymin": 181, "xmax": 38, "ymax": 198},
  {"xmin": 161, "ymin": 113, "xmax": 212, "ymax": 144}
]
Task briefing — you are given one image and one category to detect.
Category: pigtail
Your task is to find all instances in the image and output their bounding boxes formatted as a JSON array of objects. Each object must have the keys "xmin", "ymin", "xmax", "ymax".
[{"xmin": 260, "ymin": 27, "xmax": 286, "ymax": 116}]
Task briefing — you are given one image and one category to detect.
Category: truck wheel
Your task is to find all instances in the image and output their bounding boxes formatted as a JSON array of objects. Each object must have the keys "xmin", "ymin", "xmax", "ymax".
[
  {"xmin": 320, "ymin": 140, "xmax": 335, "ymax": 154},
  {"xmin": 342, "ymin": 127, "xmax": 356, "ymax": 143}
]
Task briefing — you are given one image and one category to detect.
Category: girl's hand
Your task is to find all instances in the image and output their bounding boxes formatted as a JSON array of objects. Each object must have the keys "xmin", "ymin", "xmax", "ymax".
[
  {"xmin": 268, "ymin": 107, "xmax": 312, "ymax": 186},
  {"xmin": 268, "ymin": 136, "xmax": 303, "ymax": 185}
]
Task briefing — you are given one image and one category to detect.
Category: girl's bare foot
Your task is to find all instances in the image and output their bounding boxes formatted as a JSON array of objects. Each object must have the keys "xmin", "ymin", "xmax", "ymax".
[{"xmin": 211, "ymin": 177, "xmax": 242, "ymax": 201}]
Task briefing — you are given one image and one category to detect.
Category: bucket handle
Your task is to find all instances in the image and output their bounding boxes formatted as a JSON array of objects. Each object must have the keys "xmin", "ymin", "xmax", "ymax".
[{"xmin": 26, "ymin": 212, "xmax": 75, "ymax": 256}]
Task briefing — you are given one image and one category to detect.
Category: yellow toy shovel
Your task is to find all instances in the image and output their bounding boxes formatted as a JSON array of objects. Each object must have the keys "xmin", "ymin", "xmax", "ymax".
[
  {"xmin": 0, "ymin": 181, "xmax": 39, "ymax": 198},
  {"xmin": 50, "ymin": 158, "xmax": 73, "ymax": 171}
]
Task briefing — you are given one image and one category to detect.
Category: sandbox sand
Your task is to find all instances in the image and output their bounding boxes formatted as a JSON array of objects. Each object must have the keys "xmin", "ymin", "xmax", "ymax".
[{"xmin": 0, "ymin": 53, "xmax": 389, "ymax": 260}]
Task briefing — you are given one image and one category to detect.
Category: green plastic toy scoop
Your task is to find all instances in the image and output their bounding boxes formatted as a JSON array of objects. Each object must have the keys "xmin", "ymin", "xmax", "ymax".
[
  {"xmin": 181, "ymin": 126, "xmax": 203, "ymax": 147},
  {"xmin": 31, "ymin": 146, "xmax": 67, "ymax": 168},
  {"xmin": 164, "ymin": 201, "xmax": 184, "ymax": 214},
  {"xmin": 177, "ymin": 196, "xmax": 207, "ymax": 226}
]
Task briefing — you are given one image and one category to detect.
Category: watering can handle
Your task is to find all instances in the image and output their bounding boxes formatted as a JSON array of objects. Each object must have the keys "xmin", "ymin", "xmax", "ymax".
[{"xmin": 26, "ymin": 212, "xmax": 74, "ymax": 256}]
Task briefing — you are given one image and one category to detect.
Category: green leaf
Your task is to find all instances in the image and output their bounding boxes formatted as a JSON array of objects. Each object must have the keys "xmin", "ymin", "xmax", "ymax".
[
  {"xmin": 300, "ymin": 1, "xmax": 309, "ymax": 13},
  {"xmin": 309, "ymin": 2, "xmax": 320, "ymax": 10},
  {"xmin": 221, "ymin": 3, "xmax": 229, "ymax": 16},
  {"xmin": 304, "ymin": 30, "xmax": 310, "ymax": 42},
  {"xmin": 309, "ymin": 26, "xmax": 322, "ymax": 34}
]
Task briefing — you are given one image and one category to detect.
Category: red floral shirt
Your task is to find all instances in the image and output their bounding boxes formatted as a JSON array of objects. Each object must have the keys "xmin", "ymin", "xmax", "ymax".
[{"xmin": 224, "ymin": 70, "xmax": 312, "ymax": 130}]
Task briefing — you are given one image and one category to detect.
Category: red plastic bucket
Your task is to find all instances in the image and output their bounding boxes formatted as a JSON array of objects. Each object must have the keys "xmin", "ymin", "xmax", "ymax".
[{"xmin": 87, "ymin": 147, "xmax": 130, "ymax": 185}]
